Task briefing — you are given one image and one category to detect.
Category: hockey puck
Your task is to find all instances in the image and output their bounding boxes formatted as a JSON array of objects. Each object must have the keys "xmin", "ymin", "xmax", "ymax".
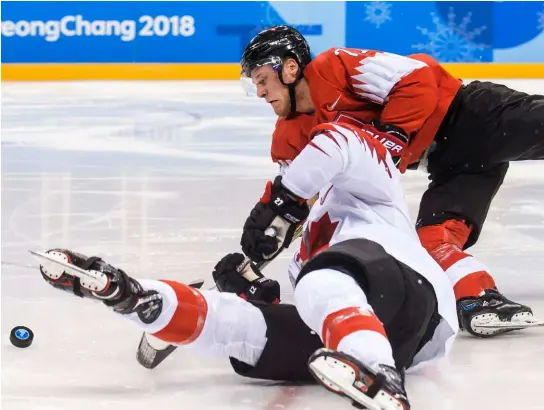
[{"xmin": 10, "ymin": 326, "xmax": 34, "ymax": 348}]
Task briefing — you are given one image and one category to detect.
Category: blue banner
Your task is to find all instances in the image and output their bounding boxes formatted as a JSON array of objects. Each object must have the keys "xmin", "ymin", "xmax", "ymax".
[
  {"xmin": 346, "ymin": 1, "xmax": 544, "ymax": 63},
  {"xmin": 2, "ymin": 1, "xmax": 544, "ymax": 64}
]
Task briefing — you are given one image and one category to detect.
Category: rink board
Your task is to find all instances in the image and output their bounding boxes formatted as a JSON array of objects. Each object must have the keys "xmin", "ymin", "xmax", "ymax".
[
  {"xmin": 3, "ymin": 1, "xmax": 544, "ymax": 80},
  {"xmin": 3, "ymin": 62, "xmax": 544, "ymax": 81}
]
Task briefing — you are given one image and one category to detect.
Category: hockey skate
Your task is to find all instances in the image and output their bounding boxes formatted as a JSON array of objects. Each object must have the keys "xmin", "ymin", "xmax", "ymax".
[
  {"xmin": 30, "ymin": 249, "xmax": 163, "ymax": 323},
  {"xmin": 308, "ymin": 348, "xmax": 409, "ymax": 410},
  {"xmin": 458, "ymin": 289, "xmax": 543, "ymax": 337}
]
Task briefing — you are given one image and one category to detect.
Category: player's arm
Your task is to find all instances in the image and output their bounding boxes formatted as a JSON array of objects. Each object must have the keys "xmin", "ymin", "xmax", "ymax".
[
  {"xmin": 280, "ymin": 123, "xmax": 398, "ymax": 208},
  {"xmin": 374, "ymin": 55, "xmax": 439, "ymax": 137},
  {"xmin": 241, "ymin": 122, "xmax": 395, "ymax": 263},
  {"xmin": 280, "ymin": 131, "xmax": 346, "ymax": 199},
  {"xmin": 329, "ymin": 48, "xmax": 438, "ymax": 135},
  {"xmin": 239, "ymin": 126, "xmax": 344, "ymax": 263},
  {"xmin": 310, "ymin": 49, "xmax": 438, "ymax": 160}
]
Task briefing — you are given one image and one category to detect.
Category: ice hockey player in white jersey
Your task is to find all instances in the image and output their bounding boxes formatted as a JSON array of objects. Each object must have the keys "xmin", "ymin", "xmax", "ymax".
[
  {"xmin": 36, "ymin": 122, "xmax": 457, "ymax": 410},
  {"xmin": 239, "ymin": 121, "xmax": 459, "ymax": 408}
]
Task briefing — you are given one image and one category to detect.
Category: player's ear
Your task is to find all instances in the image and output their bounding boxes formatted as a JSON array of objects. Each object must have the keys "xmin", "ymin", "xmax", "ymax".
[{"xmin": 282, "ymin": 58, "xmax": 300, "ymax": 83}]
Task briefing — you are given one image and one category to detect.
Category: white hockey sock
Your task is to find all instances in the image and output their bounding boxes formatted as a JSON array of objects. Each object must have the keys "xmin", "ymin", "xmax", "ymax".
[{"xmin": 124, "ymin": 279, "xmax": 268, "ymax": 366}]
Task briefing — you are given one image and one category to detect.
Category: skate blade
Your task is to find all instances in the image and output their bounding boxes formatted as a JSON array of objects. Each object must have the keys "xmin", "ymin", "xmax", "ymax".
[
  {"xmin": 309, "ymin": 355, "xmax": 380, "ymax": 410},
  {"xmin": 29, "ymin": 250, "xmax": 109, "ymax": 292},
  {"xmin": 474, "ymin": 317, "xmax": 544, "ymax": 330},
  {"xmin": 309, "ymin": 354, "xmax": 404, "ymax": 410}
]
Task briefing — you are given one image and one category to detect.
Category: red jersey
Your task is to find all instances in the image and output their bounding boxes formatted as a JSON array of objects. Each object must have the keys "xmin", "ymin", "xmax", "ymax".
[{"xmin": 271, "ymin": 48, "xmax": 462, "ymax": 172}]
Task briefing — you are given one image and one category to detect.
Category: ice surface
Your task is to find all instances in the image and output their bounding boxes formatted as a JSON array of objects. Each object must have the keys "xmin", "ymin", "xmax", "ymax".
[{"xmin": 2, "ymin": 80, "xmax": 544, "ymax": 410}]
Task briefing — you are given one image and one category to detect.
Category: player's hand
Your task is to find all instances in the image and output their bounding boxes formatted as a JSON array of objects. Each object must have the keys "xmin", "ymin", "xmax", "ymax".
[
  {"xmin": 241, "ymin": 176, "xmax": 309, "ymax": 263},
  {"xmin": 212, "ymin": 253, "xmax": 280, "ymax": 303},
  {"xmin": 366, "ymin": 121, "xmax": 409, "ymax": 166}
]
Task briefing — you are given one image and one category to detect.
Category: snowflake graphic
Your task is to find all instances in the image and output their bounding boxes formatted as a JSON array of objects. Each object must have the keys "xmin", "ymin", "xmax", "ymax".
[
  {"xmin": 538, "ymin": 6, "xmax": 544, "ymax": 30},
  {"xmin": 364, "ymin": 2, "xmax": 393, "ymax": 28},
  {"xmin": 413, "ymin": 8, "xmax": 488, "ymax": 62}
]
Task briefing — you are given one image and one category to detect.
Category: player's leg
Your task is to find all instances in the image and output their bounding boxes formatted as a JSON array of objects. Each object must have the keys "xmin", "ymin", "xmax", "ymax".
[
  {"xmin": 37, "ymin": 248, "xmax": 322, "ymax": 381},
  {"xmin": 458, "ymin": 81, "xmax": 544, "ymax": 163},
  {"xmin": 230, "ymin": 302, "xmax": 323, "ymax": 382},
  {"xmin": 416, "ymin": 168, "xmax": 533, "ymax": 337},
  {"xmin": 292, "ymin": 239, "xmax": 439, "ymax": 410}
]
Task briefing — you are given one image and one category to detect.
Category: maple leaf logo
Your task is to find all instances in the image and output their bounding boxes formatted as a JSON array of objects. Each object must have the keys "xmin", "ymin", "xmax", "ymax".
[{"xmin": 299, "ymin": 212, "xmax": 339, "ymax": 263}]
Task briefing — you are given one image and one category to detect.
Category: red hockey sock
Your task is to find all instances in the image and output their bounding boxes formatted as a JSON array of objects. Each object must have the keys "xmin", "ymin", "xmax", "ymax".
[
  {"xmin": 322, "ymin": 306, "xmax": 387, "ymax": 350},
  {"xmin": 418, "ymin": 220, "xmax": 496, "ymax": 299}
]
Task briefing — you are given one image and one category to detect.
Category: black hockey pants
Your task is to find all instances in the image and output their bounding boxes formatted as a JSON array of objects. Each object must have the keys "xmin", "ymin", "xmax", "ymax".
[{"xmin": 416, "ymin": 80, "xmax": 544, "ymax": 247}]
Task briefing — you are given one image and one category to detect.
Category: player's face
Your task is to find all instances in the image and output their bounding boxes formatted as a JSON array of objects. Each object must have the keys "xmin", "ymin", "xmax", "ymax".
[{"xmin": 252, "ymin": 65, "xmax": 290, "ymax": 116}]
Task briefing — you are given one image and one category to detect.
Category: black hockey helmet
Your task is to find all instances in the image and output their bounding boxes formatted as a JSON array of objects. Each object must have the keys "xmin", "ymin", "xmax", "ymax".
[
  {"xmin": 241, "ymin": 25, "xmax": 311, "ymax": 77},
  {"xmin": 240, "ymin": 25, "xmax": 311, "ymax": 113}
]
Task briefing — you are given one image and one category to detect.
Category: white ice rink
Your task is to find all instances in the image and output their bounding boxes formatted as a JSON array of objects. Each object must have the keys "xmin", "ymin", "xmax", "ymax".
[{"xmin": 2, "ymin": 80, "xmax": 544, "ymax": 410}]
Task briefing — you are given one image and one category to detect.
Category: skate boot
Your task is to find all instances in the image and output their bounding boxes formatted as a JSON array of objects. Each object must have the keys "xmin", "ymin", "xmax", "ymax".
[
  {"xmin": 308, "ymin": 348, "xmax": 409, "ymax": 410},
  {"xmin": 457, "ymin": 289, "xmax": 533, "ymax": 337},
  {"xmin": 37, "ymin": 249, "xmax": 163, "ymax": 323}
]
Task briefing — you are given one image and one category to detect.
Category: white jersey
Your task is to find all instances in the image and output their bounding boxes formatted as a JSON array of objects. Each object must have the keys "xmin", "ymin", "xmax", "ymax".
[{"xmin": 281, "ymin": 123, "xmax": 458, "ymax": 368}]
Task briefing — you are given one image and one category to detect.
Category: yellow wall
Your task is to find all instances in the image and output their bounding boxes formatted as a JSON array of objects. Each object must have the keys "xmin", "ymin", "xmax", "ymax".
[{"xmin": 2, "ymin": 63, "xmax": 544, "ymax": 81}]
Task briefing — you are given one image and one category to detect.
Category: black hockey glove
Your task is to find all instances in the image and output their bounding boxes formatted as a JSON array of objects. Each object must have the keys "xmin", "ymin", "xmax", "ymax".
[
  {"xmin": 212, "ymin": 253, "xmax": 280, "ymax": 304},
  {"xmin": 368, "ymin": 121, "xmax": 409, "ymax": 166},
  {"xmin": 241, "ymin": 175, "xmax": 309, "ymax": 263}
]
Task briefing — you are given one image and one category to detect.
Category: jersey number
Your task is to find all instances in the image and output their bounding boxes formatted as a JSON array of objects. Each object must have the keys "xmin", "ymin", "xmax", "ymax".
[{"xmin": 334, "ymin": 48, "xmax": 369, "ymax": 57}]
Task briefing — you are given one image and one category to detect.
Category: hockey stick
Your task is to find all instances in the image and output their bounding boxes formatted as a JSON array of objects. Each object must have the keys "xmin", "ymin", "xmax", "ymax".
[
  {"xmin": 136, "ymin": 224, "xmax": 304, "ymax": 369},
  {"xmin": 136, "ymin": 278, "xmax": 205, "ymax": 369}
]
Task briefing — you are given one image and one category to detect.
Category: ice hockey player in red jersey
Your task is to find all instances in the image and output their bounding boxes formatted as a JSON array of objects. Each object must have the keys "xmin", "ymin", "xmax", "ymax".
[
  {"xmin": 239, "ymin": 25, "xmax": 544, "ymax": 338},
  {"xmin": 36, "ymin": 122, "xmax": 458, "ymax": 410}
]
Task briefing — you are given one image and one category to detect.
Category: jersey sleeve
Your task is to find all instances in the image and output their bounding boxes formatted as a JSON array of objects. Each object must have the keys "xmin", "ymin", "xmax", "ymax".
[
  {"xmin": 307, "ymin": 48, "xmax": 439, "ymax": 136},
  {"xmin": 280, "ymin": 125, "xmax": 347, "ymax": 199},
  {"xmin": 378, "ymin": 53, "xmax": 440, "ymax": 135},
  {"xmin": 281, "ymin": 123, "xmax": 398, "ymax": 204}
]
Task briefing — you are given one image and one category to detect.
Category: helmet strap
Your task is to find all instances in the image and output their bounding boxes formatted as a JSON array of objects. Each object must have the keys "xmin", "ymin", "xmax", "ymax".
[
  {"xmin": 287, "ymin": 84, "xmax": 297, "ymax": 114},
  {"xmin": 277, "ymin": 64, "xmax": 305, "ymax": 114}
]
